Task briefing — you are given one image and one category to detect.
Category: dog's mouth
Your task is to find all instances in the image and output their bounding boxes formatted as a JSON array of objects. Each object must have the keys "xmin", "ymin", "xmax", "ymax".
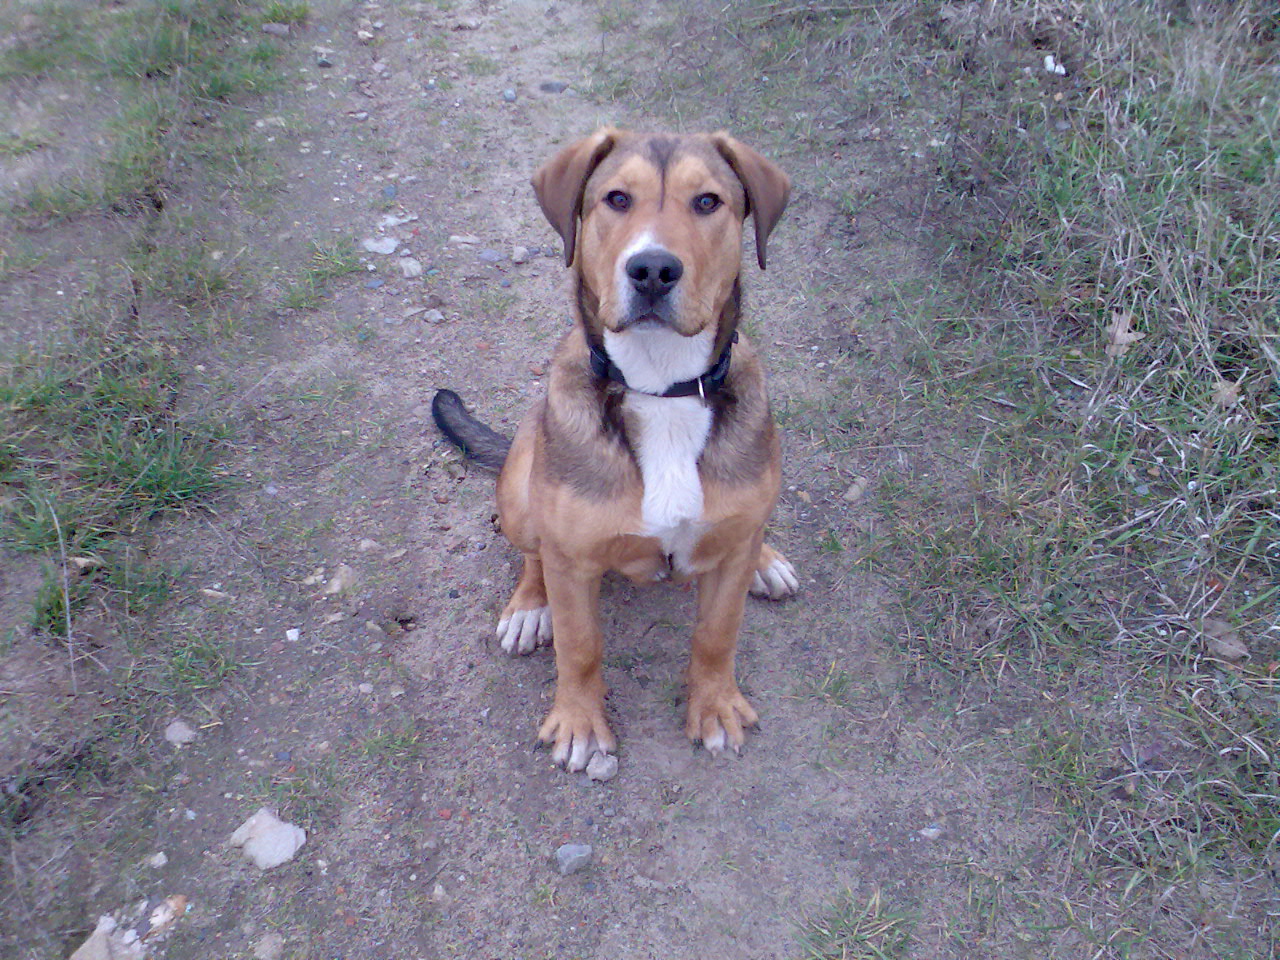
[{"xmin": 616, "ymin": 306, "xmax": 684, "ymax": 332}]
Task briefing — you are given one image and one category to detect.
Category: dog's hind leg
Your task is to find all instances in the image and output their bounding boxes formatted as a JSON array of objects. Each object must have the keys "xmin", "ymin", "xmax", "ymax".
[
  {"xmin": 749, "ymin": 542, "xmax": 799, "ymax": 600},
  {"xmin": 496, "ymin": 552, "xmax": 553, "ymax": 655}
]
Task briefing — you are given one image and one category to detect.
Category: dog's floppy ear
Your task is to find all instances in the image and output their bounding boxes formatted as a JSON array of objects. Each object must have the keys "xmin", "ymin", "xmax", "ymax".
[
  {"xmin": 711, "ymin": 132, "xmax": 790, "ymax": 270},
  {"xmin": 532, "ymin": 127, "xmax": 619, "ymax": 267}
]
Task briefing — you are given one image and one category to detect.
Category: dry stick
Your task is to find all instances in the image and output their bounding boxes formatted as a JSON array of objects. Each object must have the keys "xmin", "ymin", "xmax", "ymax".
[{"xmin": 43, "ymin": 494, "xmax": 76, "ymax": 694}]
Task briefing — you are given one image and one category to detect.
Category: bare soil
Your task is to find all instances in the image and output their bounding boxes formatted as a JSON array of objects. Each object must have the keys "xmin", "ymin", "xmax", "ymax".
[{"xmin": 0, "ymin": 1, "xmax": 1153, "ymax": 958}]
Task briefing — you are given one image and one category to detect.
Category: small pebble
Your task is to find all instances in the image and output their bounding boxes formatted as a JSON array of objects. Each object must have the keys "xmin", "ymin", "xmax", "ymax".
[
  {"xmin": 365, "ymin": 278, "xmax": 384, "ymax": 289},
  {"xmin": 261, "ymin": 22, "xmax": 290, "ymax": 37},
  {"xmin": 147, "ymin": 852, "xmax": 168, "ymax": 869},
  {"xmin": 539, "ymin": 80, "xmax": 568, "ymax": 93},
  {"xmin": 478, "ymin": 248, "xmax": 503, "ymax": 263},
  {"xmin": 399, "ymin": 257, "xmax": 424, "ymax": 278},
  {"xmin": 382, "ymin": 183, "xmax": 397, "ymax": 199},
  {"xmin": 501, "ymin": 88, "xmax": 517, "ymax": 102},
  {"xmin": 586, "ymin": 753, "xmax": 618, "ymax": 782},
  {"xmin": 511, "ymin": 245, "xmax": 530, "ymax": 264},
  {"xmin": 274, "ymin": 751, "xmax": 292, "ymax": 762},
  {"xmin": 317, "ymin": 55, "xmax": 333, "ymax": 68},
  {"xmin": 164, "ymin": 719, "xmax": 197, "ymax": 747},
  {"xmin": 358, "ymin": 682, "xmax": 374, "ymax": 694}
]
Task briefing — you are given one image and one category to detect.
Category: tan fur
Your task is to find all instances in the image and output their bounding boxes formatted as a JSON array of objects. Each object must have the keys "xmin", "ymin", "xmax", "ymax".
[{"xmin": 497, "ymin": 129, "xmax": 794, "ymax": 767}]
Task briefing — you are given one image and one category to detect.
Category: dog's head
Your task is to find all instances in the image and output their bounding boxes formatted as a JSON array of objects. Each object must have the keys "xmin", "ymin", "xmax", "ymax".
[{"xmin": 532, "ymin": 129, "xmax": 789, "ymax": 340}]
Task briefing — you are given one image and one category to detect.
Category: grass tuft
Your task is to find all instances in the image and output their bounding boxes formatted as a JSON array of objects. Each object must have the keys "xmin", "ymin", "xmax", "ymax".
[{"xmin": 798, "ymin": 888, "xmax": 913, "ymax": 960}]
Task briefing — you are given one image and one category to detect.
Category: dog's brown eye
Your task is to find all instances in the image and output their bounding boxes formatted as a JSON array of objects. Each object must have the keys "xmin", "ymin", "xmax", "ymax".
[
  {"xmin": 604, "ymin": 190, "xmax": 631, "ymax": 212},
  {"xmin": 693, "ymin": 193, "xmax": 722, "ymax": 215}
]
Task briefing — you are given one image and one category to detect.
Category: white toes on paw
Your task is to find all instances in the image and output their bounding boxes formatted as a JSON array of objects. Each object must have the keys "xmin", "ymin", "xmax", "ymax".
[
  {"xmin": 699, "ymin": 724, "xmax": 743, "ymax": 756},
  {"xmin": 552, "ymin": 734, "xmax": 608, "ymax": 772},
  {"xmin": 750, "ymin": 556, "xmax": 799, "ymax": 600},
  {"xmin": 496, "ymin": 606, "xmax": 553, "ymax": 655},
  {"xmin": 703, "ymin": 726, "xmax": 728, "ymax": 754}
]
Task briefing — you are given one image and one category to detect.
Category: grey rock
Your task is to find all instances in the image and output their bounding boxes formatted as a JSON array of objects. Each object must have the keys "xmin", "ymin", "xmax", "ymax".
[
  {"xmin": 555, "ymin": 842, "xmax": 593, "ymax": 875},
  {"xmin": 539, "ymin": 80, "xmax": 569, "ymax": 93},
  {"xmin": 423, "ymin": 308, "xmax": 445, "ymax": 323},
  {"xmin": 478, "ymin": 248, "xmax": 503, "ymax": 263},
  {"xmin": 510, "ymin": 245, "xmax": 530, "ymax": 264},
  {"xmin": 364, "ymin": 278, "xmax": 384, "ymax": 289},
  {"xmin": 586, "ymin": 752, "xmax": 618, "ymax": 782},
  {"xmin": 261, "ymin": 22, "xmax": 291, "ymax": 37},
  {"xmin": 317, "ymin": 55, "xmax": 333, "ymax": 68},
  {"xmin": 382, "ymin": 183, "xmax": 397, "ymax": 199},
  {"xmin": 501, "ymin": 88, "xmax": 517, "ymax": 102},
  {"xmin": 361, "ymin": 236, "xmax": 399, "ymax": 255},
  {"xmin": 398, "ymin": 257, "xmax": 424, "ymax": 278}
]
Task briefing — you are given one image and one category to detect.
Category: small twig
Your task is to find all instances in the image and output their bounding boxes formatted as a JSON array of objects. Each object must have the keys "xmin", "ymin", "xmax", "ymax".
[{"xmin": 42, "ymin": 494, "xmax": 76, "ymax": 695}]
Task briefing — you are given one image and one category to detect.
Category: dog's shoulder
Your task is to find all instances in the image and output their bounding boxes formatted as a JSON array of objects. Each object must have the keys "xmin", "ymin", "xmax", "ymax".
[
  {"xmin": 701, "ymin": 335, "xmax": 777, "ymax": 486},
  {"xmin": 539, "ymin": 333, "xmax": 637, "ymax": 500}
]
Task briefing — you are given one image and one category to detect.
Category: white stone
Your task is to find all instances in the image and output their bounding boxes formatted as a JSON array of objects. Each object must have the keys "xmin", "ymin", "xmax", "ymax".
[
  {"xmin": 361, "ymin": 236, "xmax": 399, "ymax": 255},
  {"xmin": 164, "ymin": 720, "xmax": 197, "ymax": 747},
  {"xmin": 229, "ymin": 808, "xmax": 307, "ymax": 870},
  {"xmin": 285, "ymin": 628, "xmax": 301, "ymax": 643},
  {"xmin": 586, "ymin": 752, "xmax": 619, "ymax": 782},
  {"xmin": 398, "ymin": 257, "xmax": 424, "ymax": 278},
  {"xmin": 253, "ymin": 932, "xmax": 286, "ymax": 960},
  {"xmin": 323, "ymin": 563, "xmax": 358, "ymax": 595},
  {"xmin": 147, "ymin": 851, "xmax": 168, "ymax": 869},
  {"xmin": 69, "ymin": 917, "xmax": 143, "ymax": 960}
]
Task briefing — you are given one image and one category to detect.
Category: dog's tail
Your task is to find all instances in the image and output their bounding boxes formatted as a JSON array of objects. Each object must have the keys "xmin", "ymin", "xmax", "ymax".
[{"xmin": 431, "ymin": 389, "xmax": 512, "ymax": 471}]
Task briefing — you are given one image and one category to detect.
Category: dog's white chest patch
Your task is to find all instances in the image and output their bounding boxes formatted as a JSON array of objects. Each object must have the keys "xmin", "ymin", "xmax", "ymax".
[
  {"xmin": 625, "ymin": 392, "xmax": 711, "ymax": 574},
  {"xmin": 603, "ymin": 325, "xmax": 716, "ymax": 575}
]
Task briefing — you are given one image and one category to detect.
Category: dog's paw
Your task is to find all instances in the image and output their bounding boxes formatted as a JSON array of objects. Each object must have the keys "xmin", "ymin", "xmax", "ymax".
[
  {"xmin": 538, "ymin": 698, "xmax": 617, "ymax": 772},
  {"xmin": 496, "ymin": 605, "xmax": 553, "ymax": 655},
  {"xmin": 685, "ymin": 681, "xmax": 759, "ymax": 754},
  {"xmin": 749, "ymin": 547, "xmax": 798, "ymax": 601}
]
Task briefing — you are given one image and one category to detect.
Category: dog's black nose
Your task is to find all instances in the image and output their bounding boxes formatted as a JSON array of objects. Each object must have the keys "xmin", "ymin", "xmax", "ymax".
[{"xmin": 626, "ymin": 250, "xmax": 683, "ymax": 301}]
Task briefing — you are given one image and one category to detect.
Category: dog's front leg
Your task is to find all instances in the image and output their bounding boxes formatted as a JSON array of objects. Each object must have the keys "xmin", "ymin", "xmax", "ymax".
[
  {"xmin": 686, "ymin": 537, "xmax": 762, "ymax": 753},
  {"xmin": 537, "ymin": 549, "xmax": 616, "ymax": 770}
]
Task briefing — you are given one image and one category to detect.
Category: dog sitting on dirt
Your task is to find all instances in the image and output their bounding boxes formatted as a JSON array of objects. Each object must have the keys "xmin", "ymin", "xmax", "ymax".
[{"xmin": 432, "ymin": 128, "xmax": 798, "ymax": 771}]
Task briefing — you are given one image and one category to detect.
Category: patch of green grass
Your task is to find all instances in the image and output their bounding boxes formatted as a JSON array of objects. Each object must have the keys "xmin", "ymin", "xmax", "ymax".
[
  {"xmin": 261, "ymin": 1, "xmax": 310, "ymax": 25},
  {"xmin": 357, "ymin": 722, "xmax": 427, "ymax": 768},
  {"xmin": 0, "ymin": 335, "xmax": 226, "ymax": 555},
  {"xmin": 0, "ymin": 2, "xmax": 95, "ymax": 79},
  {"xmin": 0, "ymin": 236, "xmax": 49, "ymax": 279},
  {"xmin": 798, "ymin": 888, "xmax": 913, "ymax": 960},
  {"xmin": 255, "ymin": 759, "xmax": 341, "ymax": 828},
  {"xmin": 463, "ymin": 54, "xmax": 499, "ymax": 76},
  {"xmin": 31, "ymin": 563, "xmax": 92, "ymax": 636},
  {"xmin": 125, "ymin": 632, "xmax": 248, "ymax": 696},
  {"xmin": 281, "ymin": 237, "xmax": 361, "ymax": 309},
  {"xmin": 0, "ymin": 130, "xmax": 52, "ymax": 157},
  {"xmin": 7, "ymin": 0, "xmax": 289, "ymax": 221}
]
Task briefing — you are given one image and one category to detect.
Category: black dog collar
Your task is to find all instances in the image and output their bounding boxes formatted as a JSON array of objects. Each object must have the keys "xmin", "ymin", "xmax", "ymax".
[{"xmin": 588, "ymin": 332, "xmax": 736, "ymax": 400}]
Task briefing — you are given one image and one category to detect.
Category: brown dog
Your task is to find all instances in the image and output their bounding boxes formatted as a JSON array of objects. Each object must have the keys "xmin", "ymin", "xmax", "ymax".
[{"xmin": 433, "ymin": 128, "xmax": 797, "ymax": 770}]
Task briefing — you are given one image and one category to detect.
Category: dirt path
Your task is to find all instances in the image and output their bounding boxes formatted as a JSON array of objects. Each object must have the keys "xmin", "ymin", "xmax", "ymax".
[{"xmin": 5, "ymin": 2, "xmax": 1054, "ymax": 958}]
